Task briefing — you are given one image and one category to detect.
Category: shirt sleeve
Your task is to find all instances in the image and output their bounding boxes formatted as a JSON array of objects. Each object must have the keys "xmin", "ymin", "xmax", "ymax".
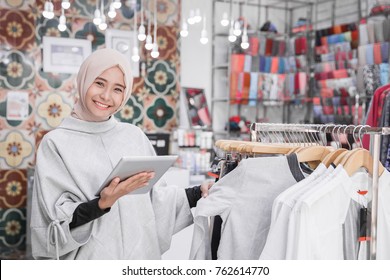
[
  {"xmin": 185, "ymin": 185, "xmax": 202, "ymax": 208},
  {"xmin": 69, "ymin": 198, "xmax": 111, "ymax": 230}
]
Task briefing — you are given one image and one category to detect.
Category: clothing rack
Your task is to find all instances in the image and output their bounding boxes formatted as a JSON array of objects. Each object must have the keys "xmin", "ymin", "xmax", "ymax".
[{"xmin": 250, "ymin": 123, "xmax": 390, "ymax": 260}]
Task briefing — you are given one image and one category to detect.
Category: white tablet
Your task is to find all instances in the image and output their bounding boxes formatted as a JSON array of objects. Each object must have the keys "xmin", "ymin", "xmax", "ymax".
[{"xmin": 95, "ymin": 155, "xmax": 178, "ymax": 196}]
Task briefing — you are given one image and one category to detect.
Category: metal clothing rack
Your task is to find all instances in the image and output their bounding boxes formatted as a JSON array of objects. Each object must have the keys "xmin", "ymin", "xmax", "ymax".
[{"xmin": 250, "ymin": 122, "xmax": 390, "ymax": 260}]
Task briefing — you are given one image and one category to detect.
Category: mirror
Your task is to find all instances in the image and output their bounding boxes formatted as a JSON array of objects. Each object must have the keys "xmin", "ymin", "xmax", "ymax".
[{"xmin": 183, "ymin": 87, "xmax": 211, "ymax": 128}]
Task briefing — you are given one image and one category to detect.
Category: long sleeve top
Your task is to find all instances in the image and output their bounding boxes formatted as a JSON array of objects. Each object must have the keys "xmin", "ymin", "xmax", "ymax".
[{"xmin": 31, "ymin": 116, "xmax": 193, "ymax": 260}]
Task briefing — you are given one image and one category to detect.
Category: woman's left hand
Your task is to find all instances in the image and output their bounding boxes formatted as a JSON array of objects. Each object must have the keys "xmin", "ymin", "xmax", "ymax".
[{"xmin": 200, "ymin": 181, "xmax": 214, "ymax": 198}]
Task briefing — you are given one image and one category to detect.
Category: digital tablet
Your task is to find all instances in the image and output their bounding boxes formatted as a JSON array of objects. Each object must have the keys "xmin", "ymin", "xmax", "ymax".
[{"xmin": 95, "ymin": 155, "xmax": 178, "ymax": 196}]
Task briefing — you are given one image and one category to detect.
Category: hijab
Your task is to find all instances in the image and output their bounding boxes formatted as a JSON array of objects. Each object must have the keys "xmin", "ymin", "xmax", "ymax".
[{"xmin": 73, "ymin": 48, "xmax": 133, "ymax": 122}]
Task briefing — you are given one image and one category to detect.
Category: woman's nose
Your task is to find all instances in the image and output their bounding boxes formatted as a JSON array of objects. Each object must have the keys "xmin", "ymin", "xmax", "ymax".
[{"xmin": 99, "ymin": 89, "xmax": 110, "ymax": 100}]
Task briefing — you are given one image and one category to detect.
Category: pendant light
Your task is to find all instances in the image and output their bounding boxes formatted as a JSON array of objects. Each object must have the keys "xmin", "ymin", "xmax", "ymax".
[
  {"xmin": 240, "ymin": 1, "xmax": 249, "ymax": 49},
  {"xmin": 220, "ymin": 0, "xmax": 229, "ymax": 27},
  {"xmin": 93, "ymin": 0, "xmax": 102, "ymax": 25},
  {"xmin": 227, "ymin": 0, "xmax": 236, "ymax": 42},
  {"xmin": 58, "ymin": 8, "xmax": 67, "ymax": 32},
  {"xmin": 145, "ymin": 12, "xmax": 153, "ymax": 50},
  {"xmin": 180, "ymin": 19, "xmax": 188, "ymax": 37},
  {"xmin": 61, "ymin": 0, "xmax": 70, "ymax": 10},
  {"xmin": 150, "ymin": 0, "xmax": 159, "ymax": 58},
  {"xmin": 98, "ymin": 0, "xmax": 107, "ymax": 31},
  {"xmin": 42, "ymin": 1, "xmax": 54, "ymax": 19},
  {"xmin": 112, "ymin": 0, "xmax": 121, "ymax": 9},
  {"xmin": 138, "ymin": 0, "xmax": 146, "ymax": 41},
  {"xmin": 200, "ymin": 14, "xmax": 208, "ymax": 44},
  {"xmin": 108, "ymin": 2, "xmax": 117, "ymax": 19},
  {"xmin": 132, "ymin": 1, "xmax": 140, "ymax": 62}
]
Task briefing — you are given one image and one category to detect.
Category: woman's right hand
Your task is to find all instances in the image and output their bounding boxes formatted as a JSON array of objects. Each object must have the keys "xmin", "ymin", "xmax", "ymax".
[{"xmin": 98, "ymin": 172, "xmax": 155, "ymax": 210}]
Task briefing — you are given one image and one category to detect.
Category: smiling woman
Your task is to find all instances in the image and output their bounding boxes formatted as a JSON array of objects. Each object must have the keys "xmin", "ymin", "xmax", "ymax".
[{"xmin": 30, "ymin": 48, "xmax": 213, "ymax": 260}]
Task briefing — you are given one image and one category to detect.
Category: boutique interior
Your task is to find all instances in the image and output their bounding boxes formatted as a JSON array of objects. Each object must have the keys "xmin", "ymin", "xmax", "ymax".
[{"xmin": 1, "ymin": 0, "xmax": 390, "ymax": 260}]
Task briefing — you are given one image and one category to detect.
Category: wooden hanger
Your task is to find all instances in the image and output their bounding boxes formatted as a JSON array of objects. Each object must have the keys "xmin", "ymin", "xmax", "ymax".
[
  {"xmin": 321, "ymin": 148, "xmax": 347, "ymax": 167},
  {"xmin": 295, "ymin": 145, "xmax": 333, "ymax": 163},
  {"xmin": 342, "ymin": 148, "xmax": 385, "ymax": 176}
]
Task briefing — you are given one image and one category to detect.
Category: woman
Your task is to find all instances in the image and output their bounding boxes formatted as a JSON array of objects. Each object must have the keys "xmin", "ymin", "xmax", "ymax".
[{"xmin": 31, "ymin": 48, "xmax": 212, "ymax": 260}]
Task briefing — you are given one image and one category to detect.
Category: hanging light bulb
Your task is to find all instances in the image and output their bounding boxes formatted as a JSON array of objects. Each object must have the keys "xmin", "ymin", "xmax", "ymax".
[
  {"xmin": 99, "ymin": 14, "xmax": 107, "ymax": 30},
  {"xmin": 93, "ymin": 0, "xmax": 102, "ymax": 25},
  {"xmin": 42, "ymin": 1, "xmax": 54, "ymax": 19},
  {"xmin": 151, "ymin": 43, "xmax": 159, "ymax": 58},
  {"xmin": 220, "ymin": 12, "xmax": 229, "ymax": 27},
  {"xmin": 98, "ymin": 0, "xmax": 107, "ymax": 30},
  {"xmin": 180, "ymin": 20, "xmax": 188, "ymax": 37},
  {"xmin": 138, "ymin": 25, "xmax": 146, "ymax": 41},
  {"xmin": 241, "ymin": 18, "xmax": 249, "ymax": 49},
  {"xmin": 200, "ymin": 14, "xmax": 208, "ymax": 44},
  {"xmin": 137, "ymin": 0, "xmax": 146, "ymax": 41},
  {"xmin": 194, "ymin": 8, "xmax": 202, "ymax": 23},
  {"xmin": 187, "ymin": 9, "xmax": 195, "ymax": 25},
  {"xmin": 61, "ymin": 0, "xmax": 70, "ymax": 10},
  {"xmin": 132, "ymin": 46, "xmax": 140, "ymax": 62},
  {"xmin": 58, "ymin": 8, "xmax": 67, "ymax": 32},
  {"xmin": 228, "ymin": 21, "xmax": 236, "ymax": 42},
  {"xmin": 150, "ymin": 0, "xmax": 159, "ymax": 58},
  {"xmin": 145, "ymin": 12, "xmax": 153, "ymax": 50},
  {"xmin": 145, "ymin": 34, "xmax": 153, "ymax": 50},
  {"xmin": 112, "ymin": 0, "xmax": 122, "ymax": 9},
  {"xmin": 108, "ymin": 3, "xmax": 117, "ymax": 18},
  {"xmin": 233, "ymin": 21, "xmax": 241, "ymax": 36}
]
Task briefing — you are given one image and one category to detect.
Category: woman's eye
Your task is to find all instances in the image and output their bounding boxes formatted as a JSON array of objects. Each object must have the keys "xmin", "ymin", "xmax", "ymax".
[
  {"xmin": 96, "ymin": 81, "xmax": 104, "ymax": 87},
  {"xmin": 115, "ymin": 88, "xmax": 123, "ymax": 93}
]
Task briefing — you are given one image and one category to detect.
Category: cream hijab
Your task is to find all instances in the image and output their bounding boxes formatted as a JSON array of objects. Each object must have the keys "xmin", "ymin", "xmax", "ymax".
[{"xmin": 73, "ymin": 48, "xmax": 133, "ymax": 122}]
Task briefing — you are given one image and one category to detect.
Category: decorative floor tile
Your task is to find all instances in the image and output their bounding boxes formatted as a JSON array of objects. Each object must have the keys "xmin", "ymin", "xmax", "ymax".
[
  {"xmin": 0, "ymin": 129, "xmax": 34, "ymax": 169},
  {"xmin": 0, "ymin": 169, "xmax": 27, "ymax": 209},
  {"xmin": 143, "ymin": 94, "xmax": 177, "ymax": 131},
  {"xmin": 0, "ymin": 208, "xmax": 26, "ymax": 251},
  {"xmin": 0, "ymin": 0, "xmax": 31, "ymax": 10},
  {"xmin": 0, "ymin": 9, "xmax": 35, "ymax": 50},
  {"xmin": 35, "ymin": 91, "xmax": 73, "ymax": 130},
  {"xmin": 0, "ymin": 50, "xmax": 35, "ymax": 90},
  {"xmin": 145, "ymin": 60, "xmax": 177, "ymax": 96}
]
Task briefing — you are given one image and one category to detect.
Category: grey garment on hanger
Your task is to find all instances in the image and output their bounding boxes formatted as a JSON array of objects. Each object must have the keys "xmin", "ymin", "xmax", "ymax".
[
  {"xmin": 367, "ymin": 22, "xmax": 376, "ymax": 44},
  {"xmin": 358, "ymin": 46, "xmax": 367, "ymax": 67},
  {"xmin": 383, "ymin": 19, "xmax": 390, "ymax": 42},
  {"xmin": 359, "ymin": 24, "xmax": 369, "ymax": 46},
  {"xmin": 357, "ymin": 67, "xmax": 365, "ymax": 94},
  {"xmin": 374, "ymin": 21, "xmax": 385, "ymax": 43}
]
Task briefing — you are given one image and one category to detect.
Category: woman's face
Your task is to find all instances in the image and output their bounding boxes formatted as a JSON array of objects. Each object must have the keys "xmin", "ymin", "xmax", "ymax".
[{"xmin": 85, "ymin": 66, "xmax": 126, "ymax": 121}]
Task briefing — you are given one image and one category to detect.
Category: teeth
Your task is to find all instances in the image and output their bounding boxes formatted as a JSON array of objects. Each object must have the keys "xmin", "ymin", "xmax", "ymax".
[{"xmin": 94, "ymin": 101, "xmax": 109, "ymax": 108}]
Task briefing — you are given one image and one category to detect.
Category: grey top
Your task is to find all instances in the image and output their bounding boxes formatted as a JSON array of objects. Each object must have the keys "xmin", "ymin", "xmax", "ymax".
[{"xmin": 31, "ymin": 116, "xmax": 192, "ymax": 259}]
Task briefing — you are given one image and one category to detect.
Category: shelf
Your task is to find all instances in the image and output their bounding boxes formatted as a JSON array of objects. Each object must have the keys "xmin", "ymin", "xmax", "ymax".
[{"xmin": 212, "ymin": 64, "xmax": 229, "ymax": 70}]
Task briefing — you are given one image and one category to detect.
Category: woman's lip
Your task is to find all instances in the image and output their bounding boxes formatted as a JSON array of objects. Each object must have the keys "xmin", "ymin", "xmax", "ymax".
[{"xmin": 94, "ymin": 100, "xmax": 110, "ymax": 109}]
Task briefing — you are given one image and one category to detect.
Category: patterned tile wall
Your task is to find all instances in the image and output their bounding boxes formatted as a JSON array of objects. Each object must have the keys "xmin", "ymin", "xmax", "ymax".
[{"xmin": 0, "ymin": 0, "xmax": 181, "ymax": 258}]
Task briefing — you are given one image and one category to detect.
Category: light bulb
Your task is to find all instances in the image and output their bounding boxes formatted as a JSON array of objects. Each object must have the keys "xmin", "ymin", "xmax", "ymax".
[
  {"xmin": 145, "ymin": 35, "xmax": 153, "ymax": 50},
  {"xmin": 187, "ymin": 9, "xmax": 195, "ymax": 25},
  {"xmin": 200, "ymin": 29, "xmax": 208, "ymax": 44},
  {"xmin": 220, "ymin": 12, "xmax": 229, "ymax": 27},
  {"xmin": 93, "ymin": 9, "xmax": 102, "ymax": 25},
  {"xmin": 241, "ymin": 41, "xmax": 249, "ymax": 49},
  {"xmin": 61, "ymin": 0, "xmax": 70, "ymax": 9},
  {"xmin": 98, "ymin": 15, "xmax": 107, "ymax": 31},
  {"xmin": 180, "ymin": 21, "xmax": 188, "ymax": 37},
  {"xmin": 138, "ymin": 25, "xmax": 146, "ymax": 41},
  {"xmin": 233, "ymin": 21, "xmax": 241, "ymax": 36},
  {"xmin": 132, "ymin": 46, "xmax": 140, "ymax": 62},
  {"xmin": 180, "ymin": 29, "xmax": 188, "ymax": 37},
  {"xmin": 113, "ymin": 0, "xmax": 122, "ymax": 9},
  {"xmin": 151, "ymin": 44, "xmax": 159, "ymax": 58},
  {"xmin": 228, "ymin": 27, "xmax": 236, "ymax": 42},
  {"xmin": 194, "ymin": 8, "xmax": 202, "ymax": 23},
  {"xmin": 58, "ymin": 23, "xmax": 66, "ymax": 32},
  {"xmin": 108, "ymin": 4, "xmax": 117, "ymax": 18}
]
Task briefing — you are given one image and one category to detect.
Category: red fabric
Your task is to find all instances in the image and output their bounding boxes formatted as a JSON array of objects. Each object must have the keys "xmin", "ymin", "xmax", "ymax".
[
  {"xmin": 362, "ymin": 84, "xmax": 390, "ymax": 149},
  {"xmin": 374, "ymin": 43, "xmax": 382, "ymax": 64},
  {"xmin": 265, "ymin": 39, "xmax": 273, "ymax": 56}
]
